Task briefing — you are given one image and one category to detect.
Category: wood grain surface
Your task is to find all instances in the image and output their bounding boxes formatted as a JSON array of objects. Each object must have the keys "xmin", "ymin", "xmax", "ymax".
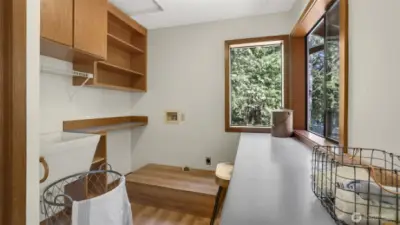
[
  {"xmin": 132, "ymin": 203, "xmax": 220, "ymax": 225},
  {"xmin": 127, "ymin": 164, "xmax": 218, "ymax": 218}
]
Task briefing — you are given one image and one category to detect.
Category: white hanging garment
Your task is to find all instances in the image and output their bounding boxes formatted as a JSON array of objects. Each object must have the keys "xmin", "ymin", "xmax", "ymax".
[{"xmin": 71, "ymin": 176, "xmax": 133, "ymax": 225}]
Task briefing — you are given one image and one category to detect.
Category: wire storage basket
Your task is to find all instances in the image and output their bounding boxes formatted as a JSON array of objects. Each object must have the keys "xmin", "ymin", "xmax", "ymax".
[
  {"xmin": 41, "ymin": 165, "xmax": 122, "ymax": 225},
  {"xmin": 312, "ymin": 145, "xmax": 400, "ymax": 225}
]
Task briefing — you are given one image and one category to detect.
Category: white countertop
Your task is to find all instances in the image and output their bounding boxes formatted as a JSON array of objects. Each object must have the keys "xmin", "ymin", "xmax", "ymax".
[{"xmin": 220, "ymin": 133, "xmax": 336, "ymax": 225}]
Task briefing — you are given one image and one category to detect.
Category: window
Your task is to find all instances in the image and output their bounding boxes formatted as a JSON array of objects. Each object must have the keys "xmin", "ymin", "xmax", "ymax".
[
  {"xmin": 307, "ymin": 1, "xmax": 340, "ymax": 141},
  {"xmin": 225, "ymin": 36, "xmax": 288, "ymax": 133}
]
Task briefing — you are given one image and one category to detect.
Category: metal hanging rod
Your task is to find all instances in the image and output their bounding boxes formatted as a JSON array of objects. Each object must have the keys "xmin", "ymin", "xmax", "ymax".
[
  {"xmin": 41, "ymin": 66, "xmax": 94, "ymax": 79},
  {"xmin": 40, "ymin": 65, "xmax": 94, "ymax": 100}
]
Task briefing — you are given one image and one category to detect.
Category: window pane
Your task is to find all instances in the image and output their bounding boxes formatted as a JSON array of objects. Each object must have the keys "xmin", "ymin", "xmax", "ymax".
[
  {"xmin": 307, "ymin": 19, "xmax": 325, "ymax": 136},
  {"xmin": 230, "ymin": 44, "xmax": 283, "ymax": 127},
  {"xmin": 325, "ymin": 2, "xmax": 340, "ymax": 141}
]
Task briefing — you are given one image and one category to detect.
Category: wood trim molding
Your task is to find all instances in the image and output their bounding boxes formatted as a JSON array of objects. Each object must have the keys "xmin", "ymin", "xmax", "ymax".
[
  {"xmin": 294, "ymin": 130, "xmax": 336, "ymax": 149},
  {"xmin": 0, "ymin": 0, "xmax": 27, "ymax": 224},
  {"xmin": 339, "ymin": 0, "xmax": 349, "ymax": 148},
  {"xmin": 291, "ymin": 0, "xmax": 334, "ymax": 37},
  {"xmin": 225, "ymin": 35, "xmax": 289, "ymax": 133},
  {"xmin": 290, "ymin": 0, "xmax": 348, "ymax": 147},
  {"xmin": 289, "ymin": 37, "xmax": 306, "ymax": 130}
]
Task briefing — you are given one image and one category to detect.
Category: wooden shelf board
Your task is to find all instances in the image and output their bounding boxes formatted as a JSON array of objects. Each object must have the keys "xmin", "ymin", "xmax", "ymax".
[
  {"xmin": 64, "ymin": 116, "xmax": 148, "ymax": 134},
  {"xmin": 97, "ymin": 61, "xmax": 144, "ymax": 77},
  {"xmin": 86, "ymin": 82, "xmax": 145, "ymax": 92},
  {"xmin": 66, "ymin": 122, "xmax": 146, "ymax": 134},
  {"xmin": 108, "ymin": 33, "xmax": 144, "ymax": 54},
  {"xmin": 92, "ymin": 156, "xmax": 105, "ymax": 165}
]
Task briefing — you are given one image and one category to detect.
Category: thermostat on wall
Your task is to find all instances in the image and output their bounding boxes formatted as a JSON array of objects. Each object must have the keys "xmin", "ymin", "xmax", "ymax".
[{"xmin": 165, "ymin": 111, "xmax": 183, "ymax": 124}]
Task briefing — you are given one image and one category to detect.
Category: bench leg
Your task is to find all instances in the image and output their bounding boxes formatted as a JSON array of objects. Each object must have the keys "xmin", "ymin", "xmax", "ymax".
[{"xmin": 210, "ymin": 186, "xmax": 223, "ymax": 225}]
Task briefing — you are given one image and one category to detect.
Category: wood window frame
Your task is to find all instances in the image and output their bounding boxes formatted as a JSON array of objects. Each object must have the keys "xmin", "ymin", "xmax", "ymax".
[
  {"xmin": 225, "ymin": 35, "xmax": 289, "ymax": 133},
  {"xmin": 290, "ymin": 0, "xmax": 348, "ymax": 147},
  {"xmin": 0, "ymin": 0, "xmax": 27, "ymax": 224}
]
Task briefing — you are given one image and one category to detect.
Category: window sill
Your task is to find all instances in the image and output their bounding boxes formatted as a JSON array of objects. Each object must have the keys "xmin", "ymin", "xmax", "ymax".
[
  {"xmin": 293, "ymin": 130, "xmax": 337, "ymax": 148},
  {"xmin": 226, "ymin": 127, "xmax": 271, "ymax": 133}
]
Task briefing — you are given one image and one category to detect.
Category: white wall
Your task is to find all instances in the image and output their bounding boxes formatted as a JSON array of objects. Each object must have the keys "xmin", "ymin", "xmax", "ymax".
[
  {"xmin": 130, "ymin": 13, "xmax": 293, "ymax": 171},
  {"xmin": 288, "ymin": 0, "xmax": 309, "ymax": 28},
  {"xmin": 26, "ymin": 0, "xmax": 40, "ymax": 224},
  {"xmin": 40, "ymin": 56, "xmax": 136, "ymax": 175},
  {"xmin": 348, "ymin": 0, "xmax": 400, "ymax": 153}
]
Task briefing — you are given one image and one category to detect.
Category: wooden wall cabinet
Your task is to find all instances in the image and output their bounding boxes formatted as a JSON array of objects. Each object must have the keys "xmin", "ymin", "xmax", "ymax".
[
  {"xmin": 40, "ymin": 0, "xmax": 107, "ymax": 61},
  {"xmin": 41, "ymin": 0, "xmax": 73, "ymax": 46},
  {"xmin": 74, "ymin": 0, "xmax": 107, "ymax": 59}
]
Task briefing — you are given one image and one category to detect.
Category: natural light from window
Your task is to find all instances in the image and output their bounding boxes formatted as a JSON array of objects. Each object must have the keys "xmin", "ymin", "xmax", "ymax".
[{"xmin": 229, "ymin": 41, "xmax": 284, "ymax": 128}]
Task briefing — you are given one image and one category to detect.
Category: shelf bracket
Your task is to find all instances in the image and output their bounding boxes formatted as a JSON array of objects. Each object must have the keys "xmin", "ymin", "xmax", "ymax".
[{"xmin": 41, "ymin": 65, "xmax": 94, "ymax": 100}]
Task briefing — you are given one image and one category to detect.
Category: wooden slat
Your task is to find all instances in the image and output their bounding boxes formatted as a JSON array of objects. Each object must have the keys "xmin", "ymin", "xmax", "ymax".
[
  {"xmin": 63, "ymin": 116, "xmax": 148, "ymax": 132},
  {"xmin": 97, "ymin": 61, "xmax": 144, "ymax": 77},
  {"xmin": 108, "ymin": 33, "xmax": 144, "ymax": 54},
  {"xmin": 87, "ymin": 83, "xmax": 145, "ymax": 92},
  {"xmin": 67, "ymin": 122, "xmax": 147, "ymax": 134}
]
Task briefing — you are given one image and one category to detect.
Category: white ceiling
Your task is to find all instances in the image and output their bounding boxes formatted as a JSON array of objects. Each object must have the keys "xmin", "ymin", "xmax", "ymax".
[{"xmin": 109, "ymin": 0, "xmax": 297, "ymax": 29}]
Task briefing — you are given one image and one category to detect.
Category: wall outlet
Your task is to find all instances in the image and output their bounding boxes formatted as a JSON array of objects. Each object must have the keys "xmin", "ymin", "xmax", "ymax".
[
  {"xmin": 165, "ymin": 111, "xmax": 181, "ymax": 124},
  {"xmin": 205, "ymin": 157, "xmax": 211, "ymax": 166}
]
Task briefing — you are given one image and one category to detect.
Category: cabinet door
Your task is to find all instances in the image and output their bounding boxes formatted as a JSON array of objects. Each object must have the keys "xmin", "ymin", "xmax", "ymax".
[
  {"xmin": 74, "ymin": 0, "xmax": 107, "ymax": 59},
  {"xmin": 41, "ymin": 0, "xmax": 73, "ymax": 46}
]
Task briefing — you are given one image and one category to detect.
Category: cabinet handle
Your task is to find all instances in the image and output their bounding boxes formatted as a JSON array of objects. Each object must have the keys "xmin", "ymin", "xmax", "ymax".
[{"xmin": 40, "ymin": 157, "xmax": 49, "ymax": 183}]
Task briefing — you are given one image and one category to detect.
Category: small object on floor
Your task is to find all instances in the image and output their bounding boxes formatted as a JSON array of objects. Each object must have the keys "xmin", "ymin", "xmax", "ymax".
[{"xmin": 211, "ymin": 162, "xmax": 234, "ymax": 225}]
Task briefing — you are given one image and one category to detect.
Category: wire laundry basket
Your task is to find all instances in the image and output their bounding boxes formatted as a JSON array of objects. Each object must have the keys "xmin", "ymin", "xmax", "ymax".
[
  {"xmin": 312, "ymin": 145, "xmax": 400, "ymax": 225},
  {"xmin": 41, "ymin": 164, "xmax": 122, "ymax": 225}
]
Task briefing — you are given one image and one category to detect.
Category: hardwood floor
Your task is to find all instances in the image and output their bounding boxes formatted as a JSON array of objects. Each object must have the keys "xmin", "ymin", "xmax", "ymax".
[{"xmin": 132, "ymin": 203, "xmax": 220, "ymax": 225}]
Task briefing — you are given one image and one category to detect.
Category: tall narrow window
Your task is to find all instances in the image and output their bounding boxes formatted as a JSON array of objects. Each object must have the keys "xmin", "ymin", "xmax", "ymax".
[
  {"xmin": 225, "ymin": 36, "xmax": 288, "ymax": 133},
  {"xmin": 306, "ymin": 0, "xmax": 340, "ymax": 141},
  {"xmin": 307, "ymin": 19, "xmax": 326, "ymax": 136}
]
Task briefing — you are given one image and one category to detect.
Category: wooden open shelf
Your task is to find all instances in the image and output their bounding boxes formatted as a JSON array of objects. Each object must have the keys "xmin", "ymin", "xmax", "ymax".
[
  {"xmin": 107, "ymin": 33, "xmax": 144, "ymax": 54},
  {"xmin": 85, "ymin": 82, "xmax": 145, "ymax": 92},
  {"xmin": 97, "ymin": 61, "xmax": 144, "ymax": 77},
  {"xmin": 66, "ymin": 121, "xmax": 147, "ymax": 134},
  {"xmin": 63, "ymin": 116, "xmax": 148, "ymax": 134},
  {"xmin": 98, "ymin": 3, "xmax": 147, "ymax": 91},
  {"xmin": 64, "ymin": 116, "xmax": 148, "ymax": 197}
]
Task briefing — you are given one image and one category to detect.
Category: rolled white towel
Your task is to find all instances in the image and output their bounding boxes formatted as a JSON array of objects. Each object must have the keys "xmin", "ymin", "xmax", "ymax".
[{"xmin": 342, "ymin": 180, "xmax": 400, "ymax": 206}]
